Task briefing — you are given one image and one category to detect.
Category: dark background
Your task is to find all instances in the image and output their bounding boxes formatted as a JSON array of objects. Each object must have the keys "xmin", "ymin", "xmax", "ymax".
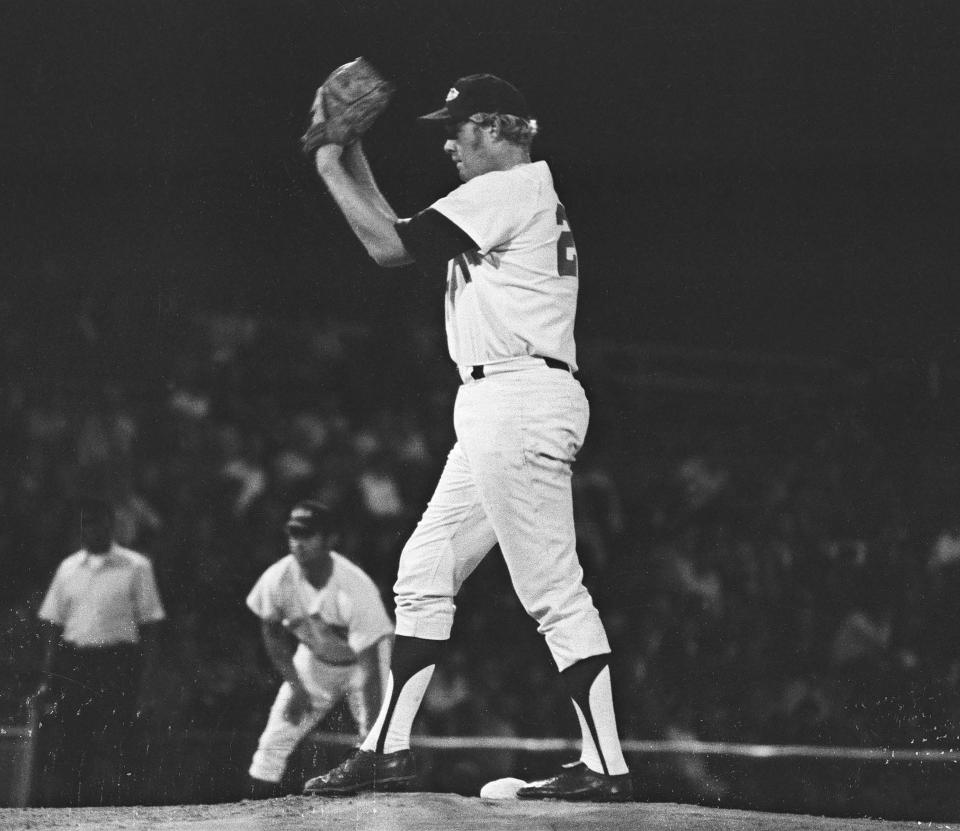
[{"xmin": 4, "ymin": 0, "xmax": 959, "ymax": 362}]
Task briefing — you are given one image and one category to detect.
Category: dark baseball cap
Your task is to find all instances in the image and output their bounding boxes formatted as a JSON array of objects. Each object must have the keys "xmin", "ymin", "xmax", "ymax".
[
  {"xmin": 419, "ymin": 74, "xmax": 530, "ymax": 123},
  {"xmin": 285, "ymin": 500, "xmax": 334, "ymax": 536}
]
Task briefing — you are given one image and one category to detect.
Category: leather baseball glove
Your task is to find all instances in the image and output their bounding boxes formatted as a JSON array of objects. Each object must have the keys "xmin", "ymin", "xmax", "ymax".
[{"xmin": 301, "ymin": 57, "xmax": 394, "ymax": 155}]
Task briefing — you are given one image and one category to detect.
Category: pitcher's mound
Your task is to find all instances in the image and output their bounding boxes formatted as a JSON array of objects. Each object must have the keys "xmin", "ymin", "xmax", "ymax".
[{"xmin": 0, "ymin": 793, "xmax": 941, "ymax": 831}]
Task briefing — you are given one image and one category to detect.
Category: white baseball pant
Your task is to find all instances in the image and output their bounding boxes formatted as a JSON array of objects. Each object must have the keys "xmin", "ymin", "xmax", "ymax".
[
  {"xmin": 248, "ymin": 643, "xmax": 369, "ymax": 783},
  {"xmin": 393, "ymin": 361, "xmax": 610, "ymax": 671}
]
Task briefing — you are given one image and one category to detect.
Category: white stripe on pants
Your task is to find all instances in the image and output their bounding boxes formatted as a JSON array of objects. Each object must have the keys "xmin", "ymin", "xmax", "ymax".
[
  {"xmin": 249, "ymin": 644, "xmax": 366, "ymax": 783},
  {"xmin": 393, "ymin": 364, "xmax": 610, "ymax": 671}
]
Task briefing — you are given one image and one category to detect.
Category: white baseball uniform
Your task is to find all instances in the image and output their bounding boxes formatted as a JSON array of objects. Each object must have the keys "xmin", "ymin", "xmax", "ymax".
[
  {"xmin": 393, "ymin": 160, "xmax": 610, "ymax": 671},
  {"xmin": 246, "ymin": 552, "xmax": 393, "ymax": 783}
]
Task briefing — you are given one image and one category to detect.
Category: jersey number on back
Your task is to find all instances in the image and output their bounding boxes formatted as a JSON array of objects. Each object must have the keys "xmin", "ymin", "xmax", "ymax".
[{"xmin": 556, "ymin": 204, "xmax": 578, "ymax": 278}]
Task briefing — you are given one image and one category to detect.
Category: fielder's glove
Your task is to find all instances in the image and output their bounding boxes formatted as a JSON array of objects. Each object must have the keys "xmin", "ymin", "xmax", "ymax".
[{"xmin": 301, "ymin": 56, "xmax": 394, "ymax": 155}]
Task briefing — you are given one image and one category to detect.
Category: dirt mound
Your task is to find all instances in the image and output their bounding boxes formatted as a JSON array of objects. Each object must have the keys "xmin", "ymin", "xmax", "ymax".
[{"xmin": 0, "ymin": 794, "xmax": 946, "ymax": 830}]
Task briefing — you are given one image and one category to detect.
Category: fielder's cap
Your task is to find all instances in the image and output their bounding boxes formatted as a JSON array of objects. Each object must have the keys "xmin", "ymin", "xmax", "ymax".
[
  {"xmin": 285, "ymin": 500, "xmax": 334, "ymax": 536},
  {"xmin": 419, "ymin": 73, "xmax": 530, "ymax": 123}
]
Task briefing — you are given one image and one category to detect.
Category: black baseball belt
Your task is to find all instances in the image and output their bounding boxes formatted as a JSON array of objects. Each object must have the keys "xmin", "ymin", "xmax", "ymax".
[
  {"xmin": 315, "ymin": 654, "xmax": 358, "ymax": 667},
  {"xmin": 470, "ymin": 355, "xmax": 576, "ymax": 380}
]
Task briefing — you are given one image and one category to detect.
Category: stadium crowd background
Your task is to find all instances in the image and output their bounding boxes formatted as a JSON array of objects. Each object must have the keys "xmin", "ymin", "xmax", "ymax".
[{"xmin": 3, "ymin": 291, "xmax": 960, "ymax": 816}]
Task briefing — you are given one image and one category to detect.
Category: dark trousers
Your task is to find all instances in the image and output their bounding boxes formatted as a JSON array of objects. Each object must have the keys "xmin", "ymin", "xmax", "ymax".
[{"xmin": 36, "ymin": 642, "xmax": 142, "ymax": 806}]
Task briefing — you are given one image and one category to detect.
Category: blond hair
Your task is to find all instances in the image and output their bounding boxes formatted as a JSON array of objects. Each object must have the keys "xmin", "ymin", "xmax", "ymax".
[{"xmin": 468, "ymin": 112, "xmax": 539, "ymax": 149}]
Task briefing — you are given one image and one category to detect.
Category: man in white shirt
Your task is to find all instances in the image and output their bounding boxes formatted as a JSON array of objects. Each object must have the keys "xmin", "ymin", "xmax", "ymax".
[
  {"xmin": 301, "ymin": 73, "xmax": 632, "ymax": 801},
  {"xmin": 35, "ymin": 497, "xmax": 166, "ymax": 806},
  {"xmin": 246, "ymin": 500, "xmax": 393, "ymax": 796}
]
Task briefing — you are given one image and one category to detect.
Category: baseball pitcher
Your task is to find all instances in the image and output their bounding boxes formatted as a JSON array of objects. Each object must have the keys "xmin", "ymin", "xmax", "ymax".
[{"xmin": 299, "ymin": 63, "xmax": 632, "ymax": 802}]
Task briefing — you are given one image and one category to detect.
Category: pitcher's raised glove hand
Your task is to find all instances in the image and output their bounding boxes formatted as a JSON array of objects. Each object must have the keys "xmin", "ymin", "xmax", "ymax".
[{"xmin": 301, "ymin": 56, "xmax": 394, "ymax": 155}]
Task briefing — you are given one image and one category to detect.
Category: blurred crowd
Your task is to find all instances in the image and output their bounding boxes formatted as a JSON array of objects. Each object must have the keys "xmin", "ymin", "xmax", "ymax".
[{"xmin": 4, "ymin": 303, "xmax": 960, "ymax": 800}]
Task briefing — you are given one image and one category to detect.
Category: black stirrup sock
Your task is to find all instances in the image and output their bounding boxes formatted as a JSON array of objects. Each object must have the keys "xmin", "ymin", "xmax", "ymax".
[
  {"xmin": 368, "ymin": 635, "xmax": 446, "ymax": 754},
  {"xmin": 561, "ymin": 653, "xmax": 627, "ymax": 776}
]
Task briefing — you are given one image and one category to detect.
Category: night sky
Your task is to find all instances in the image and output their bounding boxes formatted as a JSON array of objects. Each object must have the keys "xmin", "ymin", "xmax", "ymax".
[{"xmin": 4, "ymin": 0, "xmax": 960, "ymax": 362}]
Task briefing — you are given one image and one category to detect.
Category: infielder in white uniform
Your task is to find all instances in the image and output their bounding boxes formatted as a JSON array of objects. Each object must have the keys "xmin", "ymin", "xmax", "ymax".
[
  {"xmin": 246, "ymin": 500, "xmax": 393, "ymax": 796},
  {"xmin": 302, "ymin": 74, "xmax": 632, "ymax": 802}
]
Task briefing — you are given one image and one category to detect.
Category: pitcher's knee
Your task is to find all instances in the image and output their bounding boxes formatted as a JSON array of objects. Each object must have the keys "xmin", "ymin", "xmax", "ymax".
[
  {"xmin": 394, "ymin": 593, "xmax": 455, "ymax": 640},
  {"xmin": 537, "ymin": 607, "xmax": 610, "ymax": 672}
]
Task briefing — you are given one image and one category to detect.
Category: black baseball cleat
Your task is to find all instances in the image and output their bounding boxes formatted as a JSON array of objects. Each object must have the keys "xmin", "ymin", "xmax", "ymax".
[
  {"xmin": 303, "ymin": 748, "xmax": 417, "ymax": 796},
  {"xmin": 517, "ymin": 762, "xmax": 634, "ymax": 802}
]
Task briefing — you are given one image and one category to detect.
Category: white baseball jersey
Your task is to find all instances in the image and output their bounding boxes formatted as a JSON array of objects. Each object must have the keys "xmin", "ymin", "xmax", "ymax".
[
  {"xmin": 247, "ymin": 552, "xmax": 393, "ymax": 783},
  {"xmin": 429, "ymin": 161, "xmax": 580, "ymax": 370},
  {"xmin": 246, "ymin": 552, "xmax": 393, "ymax": 664}
]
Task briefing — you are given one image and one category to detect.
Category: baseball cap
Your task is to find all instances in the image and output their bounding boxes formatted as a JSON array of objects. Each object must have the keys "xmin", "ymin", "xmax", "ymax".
[
  {"xmin": 419, "ymin": 73, "xmax": 530, "ymax": 123},
  {"xmin": 285, "ymin": 500, "xmax": 334, "ymax": 537}
]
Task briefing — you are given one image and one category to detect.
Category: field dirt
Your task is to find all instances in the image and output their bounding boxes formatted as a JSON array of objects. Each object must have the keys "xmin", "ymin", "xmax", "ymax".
[{"xmin": 0, "ymin": 794, "xmax": 955, "ymax": 831}]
